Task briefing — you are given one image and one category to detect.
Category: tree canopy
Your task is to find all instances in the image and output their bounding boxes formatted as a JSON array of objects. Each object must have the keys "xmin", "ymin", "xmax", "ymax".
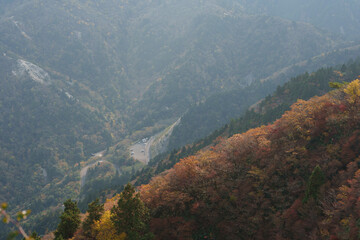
[
  {"xmin": 55, "ymin": 199, "xmax": 80, "ymax": 240},
  {"xmin": 111, "ymin": 184, "xmax": 153, "ymax": 240}
]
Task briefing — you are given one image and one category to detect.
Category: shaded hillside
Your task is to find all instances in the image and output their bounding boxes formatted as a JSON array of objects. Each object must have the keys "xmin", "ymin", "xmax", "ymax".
[
  {"xmin": 134, "ymin": 58, "xmax": 360, "ymax": 186},
  {"xmin": 140, "ymin": 79, "xmax": 360, "ymax": 239},
  {"xmin": 129, "ymin": 13, "xmax": 345, "ymax": 129}
]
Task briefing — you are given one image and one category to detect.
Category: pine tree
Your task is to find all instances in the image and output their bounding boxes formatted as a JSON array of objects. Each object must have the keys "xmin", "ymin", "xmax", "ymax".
[
  {"xmin": 54, "ymin": 199, "xmax": 80, "ymax": 239},
  {"xmin": 111, "ymin": 183, "xmax": 153, "ymax": 240},
  {"xmin": 82, "ymin": 198, "xmax": 104, "ymax": 238},
  {"xmin": 304, "ymin": 165, "xmax": 325, "ymax": 203}
]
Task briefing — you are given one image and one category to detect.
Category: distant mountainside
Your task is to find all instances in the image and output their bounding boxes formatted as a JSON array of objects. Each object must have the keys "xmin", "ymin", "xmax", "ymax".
[
  {"xmin": 0, "ymin": 53, "xmax": 115, "ymax": 238},
  {"xmin": 130, "ymin": 13, "xmax": 345, "ymax": 130},
  {"xmin": 140, "ymin": 78, "xmax": 360, "ymax": 239},
  {"xmin": 0, "ymin": 53, "xmax": 112, "ymax": 213},
  {"xmin": 0, "ymin": 0, "xmax": 349, "ymax": 133}
]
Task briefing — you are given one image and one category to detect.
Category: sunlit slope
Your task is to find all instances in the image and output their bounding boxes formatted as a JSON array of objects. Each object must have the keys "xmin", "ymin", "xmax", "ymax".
[{"xmin": 140, "ymin": 79, "xmax": 360, "ymax": 239}]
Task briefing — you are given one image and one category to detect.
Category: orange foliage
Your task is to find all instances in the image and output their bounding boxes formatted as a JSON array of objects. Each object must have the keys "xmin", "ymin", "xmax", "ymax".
[{"xmin": 139, "ymin": 80, "xmax": 360, "ymax": 239}]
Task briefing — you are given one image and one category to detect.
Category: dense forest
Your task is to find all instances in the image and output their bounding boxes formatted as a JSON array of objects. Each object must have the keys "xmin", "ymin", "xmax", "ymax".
[
  {"xmin": 139, "ymin": 79, "xmax": 360, "ymax": 239},
  {"xmin": 45, "ymin": 77, "xmax": 360, "ymax": 240}
]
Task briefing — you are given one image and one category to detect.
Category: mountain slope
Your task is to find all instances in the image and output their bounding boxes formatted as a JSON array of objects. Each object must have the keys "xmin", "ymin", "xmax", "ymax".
[
  {"xmin": 133, "ymin": 58, "xmax": 360, "ymax": 186},
  {"xmin": 0, "ymin": 0, "xmax": 349, "ymax": 133},
  {"xmin": 167, "ymin": 47, "xmax": 360, "ymax": 150},
  {"xmin": 237, "ymin": 0, "xmax": 360, "ymax": 40},
  {"xmin": 0, "ymin": 53, "xmax": 113, "ymax": 237},
  {"xmin": 129, "ymin": 13, "xmax": 345, "ymax": 129},
  {"xmin": 1, "ymin": 1, "xmax": 360, "ymax": 237},
  {"xmin": 140, "ymin": 79, "xmax": 360, "ymax": 239}
]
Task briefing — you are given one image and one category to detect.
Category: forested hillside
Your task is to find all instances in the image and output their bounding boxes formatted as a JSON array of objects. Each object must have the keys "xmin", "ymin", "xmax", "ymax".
[
  {"xmin": 134, "ymin": 58, "xmax": 360, "ymax": 186},
  {"xmin": 0, "ymin": 52, "xmax": 115, "ymax": 237},
  {"xmin": 140, "ymin": 79, "xmax": 360, "ymax": 239},
  {"xmin": 1, "ymin": 0, "xmax": 360, "ymax": 238},
  {"xmin": 69, "ymin": 77, "xmax": 360, "ymax": 240}
]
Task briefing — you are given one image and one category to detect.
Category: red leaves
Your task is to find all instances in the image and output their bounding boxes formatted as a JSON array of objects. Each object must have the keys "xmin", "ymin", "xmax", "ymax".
[
  {"xmin": 324, "ymin": 170, "xmax": 360, "ymax": 239},
  {"xmin": 150, "ymin": 217, "xmax": 194, "ymax": 240},
  {"xmin": 338, "ymin": 104, "xmax": 347, "ymax": 112},
  {"xmin": 341, "ymin": 131, "xmax": 360, "ymax": 165},
  {"xmin": 140, "ymin": 83, "xmax": 360, "ymax": 239}
]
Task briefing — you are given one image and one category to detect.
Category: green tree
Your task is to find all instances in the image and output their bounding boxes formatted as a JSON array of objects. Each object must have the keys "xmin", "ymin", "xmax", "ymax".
[
  {"xmin": 82, "ymin": 198, "xmax": 104, "ymax": 238},
  {"xmin": 111, "ymin": 183, "xmax": 153, "ymax": 240},
  {"xmin": 54, "ymin": 199, "xmax": 80, "ymax": 240},
  {"xmin": 304, "ymin": 165, "xmax": 326, "ymax": 203}
]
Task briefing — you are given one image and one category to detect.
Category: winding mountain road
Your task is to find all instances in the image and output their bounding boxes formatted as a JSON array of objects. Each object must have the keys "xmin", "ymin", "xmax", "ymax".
[{"xmin": 80, "ymin": 150, "xmax": 120, "ymax": 188}]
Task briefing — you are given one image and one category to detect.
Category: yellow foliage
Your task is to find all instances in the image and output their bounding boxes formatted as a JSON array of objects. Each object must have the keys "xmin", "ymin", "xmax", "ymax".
[
  {"xmin": 344, "ymin": 79, "xmax": 360, "ymax": 103},
  {"xmin": 247, "ymin": 166, "xmax": 265, "ymax": 182},
  {"xmin": 94, "ymin": 211, "xmax": 126, "ymax": 240},
  {"xmin": 340, "ymin": 218, "xmax": 349, "ymax": 227}
]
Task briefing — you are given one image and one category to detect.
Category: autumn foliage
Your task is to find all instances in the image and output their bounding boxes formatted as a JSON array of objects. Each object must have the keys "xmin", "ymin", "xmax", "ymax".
[
  {"xmin": 94, "ymin": 211, "xmax": 127, "ymax": 240},
  {"xmin": 139, "ymin": 80, "xmax": 360, "ymax": 239}
]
